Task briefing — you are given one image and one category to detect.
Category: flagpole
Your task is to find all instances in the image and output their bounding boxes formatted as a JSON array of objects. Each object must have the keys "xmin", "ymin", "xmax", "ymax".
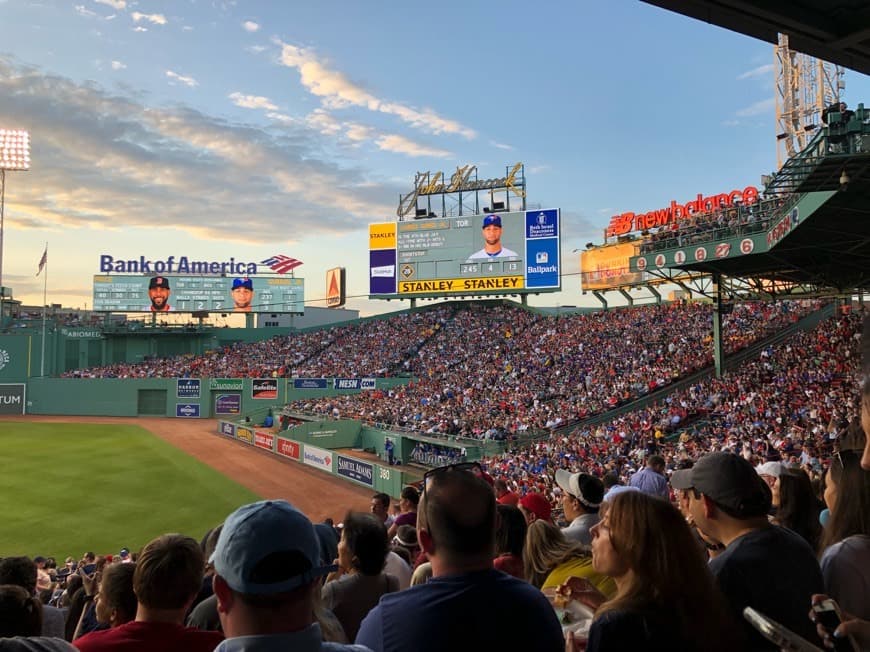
[{"xmin": 40, "ymin": 242, "xmax": 47, "ymax": 377}]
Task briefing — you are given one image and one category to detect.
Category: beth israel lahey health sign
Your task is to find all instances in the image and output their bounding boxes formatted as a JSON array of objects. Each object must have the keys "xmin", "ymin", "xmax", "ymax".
[{"xmin": 369, "ymin": 209, "xmax": 560, "ymax": 298}]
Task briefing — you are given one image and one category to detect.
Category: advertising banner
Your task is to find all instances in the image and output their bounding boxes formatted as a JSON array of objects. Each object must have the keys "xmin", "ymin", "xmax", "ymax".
[
  {"xmin": 175, "ymin": 403, "xmax": 200, "ymax": 418},
  {"xmin": 236, "ymin": 426, "xmax": 254, "ymax": 445},
  {"xmin": 581, "ymin": 243, "xmax": 643, "ymax": 290},
  {"xmin": 92, "ymin": 274, "xmax": 304, "ymax": 314},
  {"xmin": 219, "ymin": 421, "xmax": 236, "ymax": 437},
  {"xmin": 276, "ymin": 437, "xmax": 301, "ymax": 460},
  {"xmin": 369, "ymin": 208, "xmax": 560, "ymax": 298},
  {"xmin": 336, "ymin": 455, "xmax": 374, "ymax": 487},
  {"xmin": 252, "ymin": 378, "xmax": 278, "ymax": 400},
  {"xmin": 211, "ymin": 379, "xmax": 244, "ymax": 391},
  {"xmin": 215, "ymin": 393, "xmax": 241, "ymax": 415},
  {"xmin": 333, "ymin": 378, "xmax": 361, "ymax": 390},
  {"xmin": 293, "ymin": 378, "xmax": 328, "ymax": 389},
  {"xmin": 177, "ymin": 379, "xmax": 201, "ymax": 399},
  {"xmin": 361, "ymin": 378, "xmax": 377, "ymax": 390},
  {"xmin": 303, "ymin": 444, "xmax": 333, "ymax": 471},
  {"xmin": 255, "ymin": 430, "xmax": 275, "ymax": 451},
  {"xmin": 0, "ymin": 384, "xmax": 25, "ymax": 415}
]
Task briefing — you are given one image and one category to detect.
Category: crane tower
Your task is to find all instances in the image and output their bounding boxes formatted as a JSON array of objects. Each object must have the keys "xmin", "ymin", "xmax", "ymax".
[{"xmin": 775, "ymin": 33, "xmax": 845, "ymax": 169}]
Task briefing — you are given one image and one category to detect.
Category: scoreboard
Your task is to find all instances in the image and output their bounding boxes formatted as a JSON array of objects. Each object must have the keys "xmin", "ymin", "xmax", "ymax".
[
  {"xmin": 369, "ymin": 209, "xmax": 560, "ymax": 298},
  {"xmin": 92, "ymin": 275, "xmax": 304, "ymax": 313}
]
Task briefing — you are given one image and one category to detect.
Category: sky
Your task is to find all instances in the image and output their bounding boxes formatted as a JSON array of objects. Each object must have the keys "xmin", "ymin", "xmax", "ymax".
[{"xmin": 1, "ymin": 0, "xmax": 868, "ymax": 321}]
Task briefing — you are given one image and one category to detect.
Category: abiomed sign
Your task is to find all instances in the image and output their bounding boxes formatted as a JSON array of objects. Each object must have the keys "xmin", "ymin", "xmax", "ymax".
[{"xmin": 0, "ymin": 384, "xmax": 25, "ymax": 415}]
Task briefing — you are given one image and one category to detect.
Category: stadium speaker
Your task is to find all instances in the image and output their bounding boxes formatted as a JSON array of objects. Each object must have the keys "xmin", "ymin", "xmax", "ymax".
[
  {"xmin": 192, "ymin": 310, "xmax": 209, "ymax": 319},
  {"xmin": 415, "ymin": 208, "xmax": 428, "ymax": 217},
  {"xmin": 492, "ymin": 201, "xmax": 505, "ymax": 211}
]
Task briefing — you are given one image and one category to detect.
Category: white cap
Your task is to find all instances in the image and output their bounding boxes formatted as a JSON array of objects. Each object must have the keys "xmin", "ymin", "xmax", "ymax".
[{"xmin": 755, "ymin": 461, "xmax": 782, "ymax": 478}]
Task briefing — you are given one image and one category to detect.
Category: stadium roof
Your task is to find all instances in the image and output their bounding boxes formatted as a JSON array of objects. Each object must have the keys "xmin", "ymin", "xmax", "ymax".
[{"xmin": 641, "ymin": 0, "xmax": 870, "ymax": 75}]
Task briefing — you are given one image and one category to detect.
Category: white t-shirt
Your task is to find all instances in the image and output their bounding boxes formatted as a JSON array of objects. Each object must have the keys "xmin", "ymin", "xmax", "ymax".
[{"xmin": 384, "ymin": 551, "xmax": 412, "ymax": 590}]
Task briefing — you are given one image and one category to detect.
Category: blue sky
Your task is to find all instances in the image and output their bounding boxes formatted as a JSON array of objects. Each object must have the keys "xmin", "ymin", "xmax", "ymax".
[{"xmin": 1, "ymin": 0, "xmax": 868, "ymax": 319}]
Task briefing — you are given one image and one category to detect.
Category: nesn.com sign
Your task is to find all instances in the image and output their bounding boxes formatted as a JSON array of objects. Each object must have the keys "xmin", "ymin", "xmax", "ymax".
[{"xmin": 334, "ymin": 378, "xmax": 362, "ymax": 390}]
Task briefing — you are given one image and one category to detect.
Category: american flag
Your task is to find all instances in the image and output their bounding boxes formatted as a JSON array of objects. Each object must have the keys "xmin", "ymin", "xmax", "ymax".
[
  {"xmin": 260, "ymin": 255, "xmax": 303, "ymax": 274},
  {"xmin": 36, "ymin": 247, "xmax": 47, "ymax": 276}
]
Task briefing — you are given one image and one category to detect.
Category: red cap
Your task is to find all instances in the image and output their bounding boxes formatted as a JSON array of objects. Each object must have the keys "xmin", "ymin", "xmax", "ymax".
[{"xmin": 519, "ymin": 492, "xmax": 552, "ymax": 522}]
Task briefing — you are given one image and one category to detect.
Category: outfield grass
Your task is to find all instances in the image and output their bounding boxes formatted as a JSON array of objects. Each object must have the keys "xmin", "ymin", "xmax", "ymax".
[{"xmin": 0, "ymin": 422, "xmax": 261, "ymax": 559}]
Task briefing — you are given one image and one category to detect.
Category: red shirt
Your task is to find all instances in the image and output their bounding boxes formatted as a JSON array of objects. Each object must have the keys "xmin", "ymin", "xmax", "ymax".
[{"xmin": 74, "ymin": 621, "xmax": 223, "ymax": 652}]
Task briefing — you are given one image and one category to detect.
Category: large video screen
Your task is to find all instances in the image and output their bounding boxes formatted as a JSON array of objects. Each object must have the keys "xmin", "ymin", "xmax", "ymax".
[
  {"xmin": 369, "ymin": 209, "xmax": 560, "ymax": 297},
  {"xmin": 92, "ymin": 275, "xmax": 304, "ymax": 313}
]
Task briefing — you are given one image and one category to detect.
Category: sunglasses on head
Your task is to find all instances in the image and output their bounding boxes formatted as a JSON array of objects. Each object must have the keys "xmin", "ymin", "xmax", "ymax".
[{"xmin": 423, "ymin": 462, "xmax": 484, "ymax": 496}]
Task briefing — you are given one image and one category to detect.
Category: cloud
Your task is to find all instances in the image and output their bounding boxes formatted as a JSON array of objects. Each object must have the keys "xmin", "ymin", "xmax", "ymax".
[
  {"xmin": 132, "ymin": 26, "xmax": 147, "ymax": 32},
  {"xmin": 490, "ymin": 140, "xmax": 513, "ymax": 151},
  {"xmin": 111, "ymin": 60, "xmax": 126, "ymax": 71},
  {"xmin": 242, "ymin": 20, "xmax": 259, "ymax": 32},
  {"xmin": 74, "ymin": 5, "xmax": 97, "ymax": 17},
  {"xmin": 277, "ymin": 41, "xmax": 476, "ymax": 139},
  {"xmin": 246, "ymin": 45, "xmax": 266, "ymax": 54},
  {"xmin": 166, "ymin": 70, "xmax": 198, "ymax": 88},
  {"xmin": 266, "ymin": 112, "xmax": 295, "ymax": 125},
  {"xmin": 131, "ymin": 11, "xmax": 166, "ymax": 25},
  {"xmin": 735, "ymin": 98, "xmax": 775, "ymax": 117},
  {"xmin": 0, "ymin": 57, "xmax": 396, "ymax": 247},
  {"xmin": 94, "ymin": 0, "xmax": 126, "ymax": 9},
  {"xmin": 737, "ymin": 63, "xmax": 773, "ymax": 80},
  {"xmin": 229, "ymin": 92, "xmax": 277, "ymax": 110},
  {"xmin": 375, "ymin": 134, "xmax": 451, "ymax": 158}
]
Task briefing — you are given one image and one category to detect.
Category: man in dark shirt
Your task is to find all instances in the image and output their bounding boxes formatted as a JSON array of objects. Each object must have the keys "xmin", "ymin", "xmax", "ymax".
[
  {"xmin": 672, "ymin": 452, "xmax": 824, "ymax": 651},
  {"xmin": 356, "ymin": 464, "xmax": 563, "ymax": 652}
]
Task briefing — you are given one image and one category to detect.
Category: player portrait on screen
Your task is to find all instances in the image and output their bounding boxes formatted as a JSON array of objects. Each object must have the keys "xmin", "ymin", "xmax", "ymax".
[
  {"xmin": 231, "ymin": 277, "xmax": 255, "ymax": 312},
  {"xmin": 468, "ymin": 214, "xmax": 519, "ymax": 260},
  {"xmin": 144, "ymin": 276, "xmax": 172, "ymax": 312}
]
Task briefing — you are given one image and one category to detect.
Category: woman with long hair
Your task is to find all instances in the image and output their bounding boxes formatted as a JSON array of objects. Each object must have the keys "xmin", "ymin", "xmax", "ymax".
[
  {"xmin": 819, "ymin": 445, "xmax": 870, "ymax": 621},
  {"xmin": 494, "ymin": 504, "xmax": 527, "ymax": 580},
  {"xmin": 772, "ymin": 468, "xmax": 822, "ymax": 549},
  {"xmin": 573, "ymin": 491, "xmax": 739, "ymax": 651},
  {"xmin": 524, "ymin": 520, "xmax": 615, "ymax": 595},
  {"xmin": 322, "ymin": 512, "xmax": 399, "ymax": 641}
]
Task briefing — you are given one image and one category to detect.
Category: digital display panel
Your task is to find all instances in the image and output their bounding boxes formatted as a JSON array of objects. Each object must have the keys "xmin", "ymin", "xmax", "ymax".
[
  {"xmin": 92, "ymin": 275, "xmax": 304, "ymax": 313},
  {"xmin": 369, "ymin": 209, "xmax": 560, "ymax": 297}
]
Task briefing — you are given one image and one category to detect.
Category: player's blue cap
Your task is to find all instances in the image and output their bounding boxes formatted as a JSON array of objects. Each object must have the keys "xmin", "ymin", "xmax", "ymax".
[
  {"xmin": 482, "ymin": 214, "xmax": 502, "ymax": 228},
  {"xmin": 232, "ymin": 278, "xmax": 253, "ymax": 290}
]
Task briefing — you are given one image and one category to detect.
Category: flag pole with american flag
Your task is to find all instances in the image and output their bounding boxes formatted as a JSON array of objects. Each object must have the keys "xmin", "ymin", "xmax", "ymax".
[{"xmin": 38, "ymin": 243, "xmax": 47, "ymax": 376}]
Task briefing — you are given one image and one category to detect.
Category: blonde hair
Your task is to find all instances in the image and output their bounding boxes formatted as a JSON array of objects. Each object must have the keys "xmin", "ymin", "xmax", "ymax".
[{"xmin": 523, "ymin": 520, "xmax": 589, "ymax": 588}]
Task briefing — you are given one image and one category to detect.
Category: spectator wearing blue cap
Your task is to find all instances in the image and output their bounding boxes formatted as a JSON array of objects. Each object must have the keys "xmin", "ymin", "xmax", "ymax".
[
  {"xmin": 230, "ymin": 278, "xmax": 255, "ymax": 312},
  {"xmin": 211, "ymin": 499, "xmax": 371, "ymax": 652},
  {"xmin": 467, "ymin": 214, "xmax": 519, "ymax": 260}
]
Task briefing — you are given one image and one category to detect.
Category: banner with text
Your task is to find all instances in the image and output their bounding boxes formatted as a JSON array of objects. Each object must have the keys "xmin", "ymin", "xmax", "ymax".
[{"xmin": 336, "ymin": 454, "xmax": 374, "ymax": 487}]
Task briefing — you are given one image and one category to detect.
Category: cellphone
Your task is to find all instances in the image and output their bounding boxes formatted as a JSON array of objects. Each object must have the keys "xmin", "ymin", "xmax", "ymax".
[
  {"xmin": 743, "ymin": 606, "xmax": 822, "ymax": 652},
  {"xmin": 812, "ymin": 600, "xmax": 853, "ymax": 652}
]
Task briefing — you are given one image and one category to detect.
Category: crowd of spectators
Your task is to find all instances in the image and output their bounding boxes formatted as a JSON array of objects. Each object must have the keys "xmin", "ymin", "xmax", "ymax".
[
  {"xmin": 7, "ymin": 302, "xmax": 870, "ymax": 651},
  {"xmin": 480, "ymin": 310, "xmax": 863, "ymax": 515},
  {"xmin": 289, "ymin": 300, "xmax": 821, "ymax": 438},
  {"xmin": 638, "ymin": 194, "xmax": 792, "ymax": 254}
]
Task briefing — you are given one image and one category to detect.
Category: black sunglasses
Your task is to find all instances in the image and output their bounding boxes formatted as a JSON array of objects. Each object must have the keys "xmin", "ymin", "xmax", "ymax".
[{"xmin": 422, "ymin": 462, "xmax": 484, "ymax": 496}]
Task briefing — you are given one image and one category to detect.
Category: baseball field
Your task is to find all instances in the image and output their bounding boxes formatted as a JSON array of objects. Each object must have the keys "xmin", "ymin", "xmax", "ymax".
[{"xmin": 0, "ymin": 416, "xmax": 374, "ymax": 560}]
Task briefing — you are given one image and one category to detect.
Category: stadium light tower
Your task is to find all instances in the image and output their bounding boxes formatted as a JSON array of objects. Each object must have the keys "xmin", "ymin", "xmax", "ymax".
[{"xmin": 0, "ymin": 129, "xmax": 31, "ymax": 287}]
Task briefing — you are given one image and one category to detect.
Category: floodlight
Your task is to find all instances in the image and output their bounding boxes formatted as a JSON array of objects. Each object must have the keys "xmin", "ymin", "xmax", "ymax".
[
  {"xmin": 0, "ymin": 130, "xmax": 31, "ymax": 171},
  {"xmin": 0, "ymin": 128, "xmax": 31, "ymax": 288}
]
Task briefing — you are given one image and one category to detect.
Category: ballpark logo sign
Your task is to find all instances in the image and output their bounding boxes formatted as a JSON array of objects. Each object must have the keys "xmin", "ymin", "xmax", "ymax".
[{"xmin": 220, "ymin": 421, "xmax": 236, "ymax": 437}]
